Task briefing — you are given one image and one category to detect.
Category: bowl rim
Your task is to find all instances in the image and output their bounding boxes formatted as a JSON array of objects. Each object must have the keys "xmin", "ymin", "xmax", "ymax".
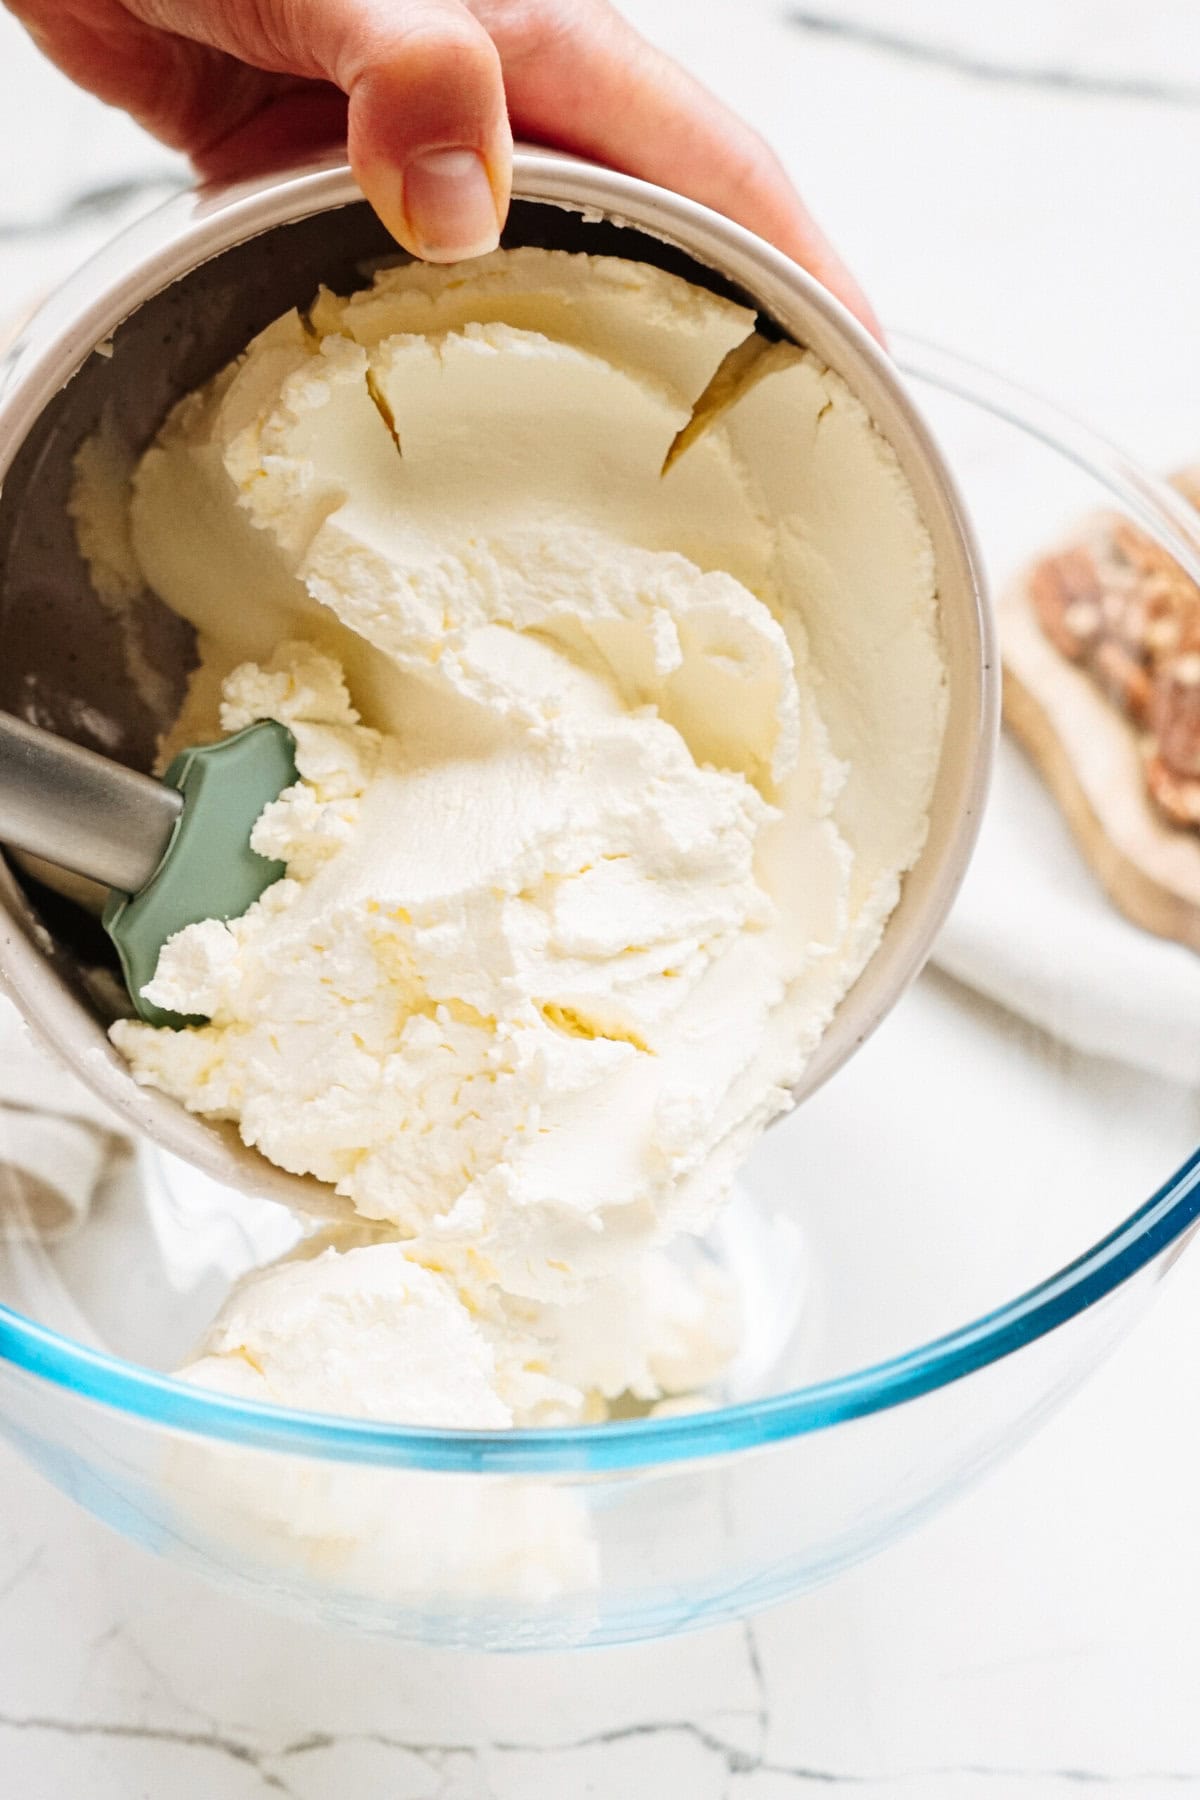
[{"xmin": 2, "ymin": 1144, "xmax": 1198, "ymax": 1471}]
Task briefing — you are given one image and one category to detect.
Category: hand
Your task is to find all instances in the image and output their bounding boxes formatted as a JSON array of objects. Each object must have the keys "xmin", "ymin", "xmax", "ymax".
[{"xmin": 9, "ymin": 0, "xmax": 879, "ymax": 334}]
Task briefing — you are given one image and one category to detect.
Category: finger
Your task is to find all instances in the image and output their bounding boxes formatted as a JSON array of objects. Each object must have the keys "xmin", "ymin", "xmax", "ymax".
[
  {"xmin": 124, "ymin": 0, "xmax": 513, "ymax": 261},
  {"xmin": 335, "ymin": 0, "xmax": 513, "ymax": 261},
  {"xmin": 191, "ymin": 81, "xmax": 353, "ymax": 182},
  {"xmin": 474, "ymin": 0, "xmax": 881, "ymax": 339}
]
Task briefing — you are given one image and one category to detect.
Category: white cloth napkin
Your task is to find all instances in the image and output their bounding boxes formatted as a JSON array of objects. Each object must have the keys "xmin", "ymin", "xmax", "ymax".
[
  {"xmin": 933, "ymin": 736, "xmax": 1200, "ymax": 1087},
  {"xmin": 0, "ymin": 996, "xmax": 125, "ymax": 1241}
]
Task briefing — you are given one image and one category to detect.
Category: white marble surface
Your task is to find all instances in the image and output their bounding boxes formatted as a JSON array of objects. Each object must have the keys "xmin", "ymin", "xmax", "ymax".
[{"xmin": 3, "ymin": 0, "xmax": 1200, "ymax": 1792}]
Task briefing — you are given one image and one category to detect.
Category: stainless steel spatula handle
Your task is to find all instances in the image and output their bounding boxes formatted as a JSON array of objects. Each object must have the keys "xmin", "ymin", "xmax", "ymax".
[{"xmin": 0, "ymin": 711, "xmax": 181, "ymax": 894}]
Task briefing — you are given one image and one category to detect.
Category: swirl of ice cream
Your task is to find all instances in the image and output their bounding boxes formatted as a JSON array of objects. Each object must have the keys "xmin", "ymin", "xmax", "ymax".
[{"xmin": 97, "ymin": 248, "xmax": 945, "ymax": 1426}]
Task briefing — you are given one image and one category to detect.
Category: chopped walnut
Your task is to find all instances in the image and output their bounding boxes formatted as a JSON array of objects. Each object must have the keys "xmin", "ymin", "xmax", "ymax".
[
  {"xmin": 1150, "ymin": 654, "xmax": 1200, "ymax": 778},
  {"xmin": 1144, "ymin": 753, "xmax": 1200, "ymax": 828},
  {"xmin": 1028, "ymin": 547, "xmax": 1105, "ymax": 662},
  {"xmin": 1029, "ymin": 470, "xmax": 1200, "ymax": 833}
]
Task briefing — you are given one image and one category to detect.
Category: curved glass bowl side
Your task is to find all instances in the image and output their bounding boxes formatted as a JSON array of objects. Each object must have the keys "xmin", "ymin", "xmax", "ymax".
[
  {"xmin": 0, "ymin": 1228, "xmax": 1182, "ymax": 1650},
  {"xmin": 894, "ymin": 333, "xmax": 1200, "ymax": 587},
  {"xmin": 1, "ymin": 1114, "xmax": 1198, "ymax": 1480}
]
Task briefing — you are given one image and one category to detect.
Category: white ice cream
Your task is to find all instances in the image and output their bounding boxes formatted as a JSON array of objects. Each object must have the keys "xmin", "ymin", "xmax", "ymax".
[
  {"xmin": 99, "ymin": 248, "xmax": 946, "ymax": 1431},
  {"xmin": 180, "ymin": 1233, "xmax": 737, "ymax": 1429}
]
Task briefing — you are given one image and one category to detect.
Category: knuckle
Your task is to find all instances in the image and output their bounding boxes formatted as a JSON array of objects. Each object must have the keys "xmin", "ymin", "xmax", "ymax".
[{"xmin": 345, "ymin": 2, "xmax": 503, "ymax": 96}]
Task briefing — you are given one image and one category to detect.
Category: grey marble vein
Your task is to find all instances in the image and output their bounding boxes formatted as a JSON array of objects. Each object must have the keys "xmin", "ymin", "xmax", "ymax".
[
  {"xmin": 311, "ymin": 1737, "xmax": 1200, "ymax": 1792},
  {"xmin": 6, "ymin": 1710, "xmax": 1200, "ymax": 1789},
  {"xmin": 278, "ymin": 1720, "xmax": 761, "ymax": 1775},
  {"xmin": 0, "ymin": 1713, "xmax": 293, "ymax": 1794},
  {"xmin": 0, "ymin": 1545, "xmax": 43, "ymax": 1606},
  {"xmin": 275, "ymin": 1724, "xmax": 1200, "ymax": 1786},
  {"xmin": 0, "ymin": 174, "xmax": 187, "ymax": 242},
  {"xmin": 783, "ymin": 9, "xmax": 1200, "ymax": 107},
  {"xmin": 744, "ymin": 1617, "xmax": 769, "ymax": 1767}
]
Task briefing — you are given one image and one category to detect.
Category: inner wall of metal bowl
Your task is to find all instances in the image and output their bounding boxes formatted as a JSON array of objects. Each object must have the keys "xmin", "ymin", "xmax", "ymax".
[{"xmin": 0, "ymin": 199, "xmax": 784, "ymax": 1021}]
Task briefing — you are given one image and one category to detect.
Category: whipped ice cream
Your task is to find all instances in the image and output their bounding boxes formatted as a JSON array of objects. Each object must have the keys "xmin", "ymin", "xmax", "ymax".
[
  {"xmin": 93, "ymin": 247, "xmax": 946, "ymax": 1430},
  {"xmin": 180, "ymin": 1232, "xmax": 737, "ymax": 1428}
]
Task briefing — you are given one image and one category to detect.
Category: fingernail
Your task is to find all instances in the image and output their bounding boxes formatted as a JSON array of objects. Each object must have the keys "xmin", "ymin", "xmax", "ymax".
[{"xmin": 402, "ymin": 148, "xmax": 501, "ymax": 262}]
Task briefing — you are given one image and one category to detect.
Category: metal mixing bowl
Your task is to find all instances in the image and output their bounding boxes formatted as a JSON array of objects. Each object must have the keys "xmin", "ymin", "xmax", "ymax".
[{"xmin": 0, "ymin": 148, "xmax": 995, "ymax": 1212}]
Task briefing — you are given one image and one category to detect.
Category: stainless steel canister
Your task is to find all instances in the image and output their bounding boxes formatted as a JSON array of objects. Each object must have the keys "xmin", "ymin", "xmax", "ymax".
[{"xmin": 0, "ymin": 149, "xmax": 996, "ymax": 1212}]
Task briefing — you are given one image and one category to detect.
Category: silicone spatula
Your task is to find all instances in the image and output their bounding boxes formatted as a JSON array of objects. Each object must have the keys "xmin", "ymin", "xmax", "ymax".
[{"xmin": 0, "ymin": 711, "xmax": 297, "ymax": 1028}]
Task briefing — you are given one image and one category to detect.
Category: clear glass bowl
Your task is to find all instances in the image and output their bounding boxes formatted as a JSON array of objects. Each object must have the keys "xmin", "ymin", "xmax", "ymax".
[{"xmin": 2, "ymin": 343, "xmax": 1199, "ymax": 1652}]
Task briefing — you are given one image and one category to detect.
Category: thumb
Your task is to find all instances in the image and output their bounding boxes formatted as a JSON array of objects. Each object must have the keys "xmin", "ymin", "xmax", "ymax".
[
  {"xmin": 121, "ymin": 0, "xmax": 513, "ymax": 262},
  {"xmin": 337, "ymin": 1, "xmax": 513, "ymax": 261}
]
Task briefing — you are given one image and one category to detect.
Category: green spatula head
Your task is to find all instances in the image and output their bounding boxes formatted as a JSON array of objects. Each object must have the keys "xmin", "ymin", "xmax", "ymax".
[{"xmin": 103, "ymin": 720, "xmax": 298, "ymax": 1029}]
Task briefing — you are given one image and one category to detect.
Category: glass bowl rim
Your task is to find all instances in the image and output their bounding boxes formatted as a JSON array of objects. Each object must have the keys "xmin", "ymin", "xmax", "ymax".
[
  {"xmin": 2, "ymin": 1144, "xmax": 1198, "ymax": 1472},
  {"xmin": 4, "ymin": 274, "xmax": 1200, "ymax": 1473}
]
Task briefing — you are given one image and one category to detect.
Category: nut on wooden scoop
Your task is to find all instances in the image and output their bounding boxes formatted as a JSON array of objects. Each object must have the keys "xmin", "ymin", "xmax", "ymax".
[{"xmin": 1002, "ymin": 469, "xmax": 1200, "ymax": 948}]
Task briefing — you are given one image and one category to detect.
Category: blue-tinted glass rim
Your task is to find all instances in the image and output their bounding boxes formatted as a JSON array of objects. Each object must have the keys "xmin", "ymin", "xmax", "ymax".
[{"xmin": 1, "ymin": 1144, "xmax": 1198, "ymax": 1472}]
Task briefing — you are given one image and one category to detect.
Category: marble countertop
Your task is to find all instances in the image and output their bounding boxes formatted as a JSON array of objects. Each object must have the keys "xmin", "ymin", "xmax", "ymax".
[{"xmin": 3, "ymin": 1, "xmax": 1200, "ymax": 1793}]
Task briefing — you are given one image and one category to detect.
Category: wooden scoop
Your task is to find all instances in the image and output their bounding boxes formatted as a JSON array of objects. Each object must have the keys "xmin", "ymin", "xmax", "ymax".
[{"xmin": 1002, "ymin": 473, "xmax": 1200, "ymax": 950}]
